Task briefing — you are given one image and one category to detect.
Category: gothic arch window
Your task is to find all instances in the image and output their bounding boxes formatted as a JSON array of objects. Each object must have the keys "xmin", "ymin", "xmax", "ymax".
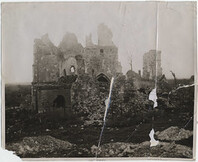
[{"xmin": 96, "ymin": 73, "xmax": 110, "ymax": 83}]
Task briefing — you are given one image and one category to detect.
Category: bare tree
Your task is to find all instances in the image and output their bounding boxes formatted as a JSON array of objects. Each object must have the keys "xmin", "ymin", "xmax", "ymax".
[{"xmin": 170, "ymin": 70, "xmax": 177, "ymax": 86}]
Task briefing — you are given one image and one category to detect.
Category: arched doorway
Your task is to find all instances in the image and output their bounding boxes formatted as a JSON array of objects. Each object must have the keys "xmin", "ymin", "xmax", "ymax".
[
  {"xmin": 96, "ymin": 73, "xmax": 110, "ymax": 83},
  {"xmin": 53, "ymin": 95, "xmax": 65, "ymax": 108},
  {"xmin": 96, "ymin": 73, "xmax": 110, "ymax": 93}
]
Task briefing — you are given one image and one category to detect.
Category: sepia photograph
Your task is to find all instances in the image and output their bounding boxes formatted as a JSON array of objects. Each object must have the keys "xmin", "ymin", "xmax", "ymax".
[{"xmin": 2, "ymin": 1, "xmax": 197, "ymax": 160}]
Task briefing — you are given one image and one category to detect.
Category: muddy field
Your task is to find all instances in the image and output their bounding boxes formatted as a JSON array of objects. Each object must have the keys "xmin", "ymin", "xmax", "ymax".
[
  {"xmin": 5, "ymin": 107, "xmax": 193, "ymax": 158},
  {"xmin": 5, "ymin": 83, "xmax": 194, "ymax": 158}
]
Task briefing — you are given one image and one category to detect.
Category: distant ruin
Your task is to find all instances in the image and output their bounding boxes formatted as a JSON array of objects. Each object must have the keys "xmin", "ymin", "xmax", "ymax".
[{"xmin": 143, "ymin": 50, "xmax": 162, "ymax": 80}]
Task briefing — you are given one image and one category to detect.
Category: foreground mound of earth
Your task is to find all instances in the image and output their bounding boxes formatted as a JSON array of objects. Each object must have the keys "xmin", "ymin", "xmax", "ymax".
[
  {"xmin": 6, "ymin": 135, "xmax": 89, "ymax": 157},
  {"xmin": 6, "ymin": 126, "xmax": 193, "ymax": 158},
  {"xmin": 91, "ymin": 126, "xmax": 193, "ymax": 158},
  {"xmin": 91, "ymin": 141, "xmax": 192, "ymax": 158},
  {"xmin": 156, "ymin": 126, "xmax": 193, "ymax": 141}
]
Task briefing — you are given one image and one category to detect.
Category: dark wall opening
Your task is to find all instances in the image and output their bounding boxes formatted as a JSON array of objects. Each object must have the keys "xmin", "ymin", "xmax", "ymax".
[
  {"xmin": 96, "ymin": 73, "xmax": 110, "ymax": 83},
  {"xmin": 53, "ymin": 95, "xmax": 65, "ymax": 108},
  {"xmin": 63, "ymin": 69, "xmax": 66, "ymax": 76},
  {"xmin": 92, "ymin": 69, "xmax": 95, "ymax": 76}
]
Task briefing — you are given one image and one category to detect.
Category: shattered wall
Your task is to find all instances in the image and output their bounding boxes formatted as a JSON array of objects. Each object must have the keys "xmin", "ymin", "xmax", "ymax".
[
  {"xmin": 84, "ymin": 46, "xmax": 120, "ymax": 78},
  {"xmin": 58, "ymin": 32, "xmax": 85, "ymax": 77},
  {"xmin": 98, "ymin": 23, "xmax": 114, "ymax": 46},
  {"xmin": 33, "ymin": 34, "xmax": 60, "ymax": 83},
  {"xmin": 37, "ymin": 88, "xmax": 71, "ymax": 114},
  {"xmin": 32, "ymin": 24, "xmax": 123, "ymax": 114},
  {"xmin": 58, "ymin": 32, "xmax": 83, "ymax": 54},
  {"xmin": 32, "ymin": 34, "xmax": 74, "ymax": 113},
  {"xmin": 86, "ymin": 34, "xmax": 94, "ymax": 47},
  {"xmin": 84, "ymin": 24, "xmax": 122, "ymax": 78}
]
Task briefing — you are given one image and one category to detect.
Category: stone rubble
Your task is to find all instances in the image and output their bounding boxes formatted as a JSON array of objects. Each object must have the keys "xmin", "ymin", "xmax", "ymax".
[
  {"xmin": 91, "ymin": 141, "xmax": 192, "ymax": 158},
  {"xmin": 156, "ymin": 126, "xmax": 193, "ymax": 141},
  {"xmin": 6, "ymin": 135, "xmax": 74, "ymax": 156}
]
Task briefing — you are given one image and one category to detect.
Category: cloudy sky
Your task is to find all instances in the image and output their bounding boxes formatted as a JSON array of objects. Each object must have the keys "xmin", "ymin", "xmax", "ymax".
[{"xmin": 2, "ymin": 1, "xmax": 196, "ymax": 83}]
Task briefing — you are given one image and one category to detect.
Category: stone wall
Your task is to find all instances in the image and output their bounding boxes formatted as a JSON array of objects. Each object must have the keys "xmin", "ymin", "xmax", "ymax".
[
  {"xmin": 84, "ymin": 46, "xmax": 121, "ymax": 78},
  {"xmin": 60, "ymin": 56, "xmax": 78, "ymax": 76},
  {"xmin": 33, "ymin": 34, "xmax": 60, "ymax": 83},
  {"xmin": 33, "ymin": 86, "xmax": 71, "ymax": 118},
  {"xmin": 32, "ymin": 24, "xmax": 123, "ymax": 115},
  {"xmin": 58, "ymin": 32, "xmax": 83, "ymax": 53}
]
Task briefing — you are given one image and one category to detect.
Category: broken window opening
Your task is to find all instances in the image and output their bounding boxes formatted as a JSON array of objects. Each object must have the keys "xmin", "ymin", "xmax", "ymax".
[{"xmin": 70, "ymin": 66, "xmax": 75, "ymax": 73}]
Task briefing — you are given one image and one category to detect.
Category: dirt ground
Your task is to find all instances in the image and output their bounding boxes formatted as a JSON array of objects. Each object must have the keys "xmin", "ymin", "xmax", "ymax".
[
  {"xmin": 5, "ymin": 83, "xmax": 194, "ymax": 158},
  {"xmin": 5, "ymin": 107, "xmax": 193, "ymax": 158}
]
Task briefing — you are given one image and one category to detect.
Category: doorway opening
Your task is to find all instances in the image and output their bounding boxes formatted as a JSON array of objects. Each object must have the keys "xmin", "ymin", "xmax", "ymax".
[{"xmin": 53, "ymin": 95, "xmax": 65, "ymax": 108}]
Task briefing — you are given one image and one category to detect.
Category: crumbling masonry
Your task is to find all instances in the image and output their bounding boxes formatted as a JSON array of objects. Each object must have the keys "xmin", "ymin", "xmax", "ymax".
[
  {"xmin": 32, "ymin": 24, "xmax": 122, "ymax": 115},
  {"xmin": 32, "ymin": 24, "xmax": 163, "ymax": 118}
]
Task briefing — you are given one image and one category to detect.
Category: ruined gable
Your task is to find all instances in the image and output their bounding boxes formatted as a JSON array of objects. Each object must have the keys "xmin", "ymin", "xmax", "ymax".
[
  {"xmin": 98, "ymin": 23, "xmax": 114, "ymax": 46},
  {"xmin": 33, "ymin": 34, "xmax": 60, "ymax": 83},
  {"xmin": 58, "ymin": 32, "xmax": 85, "ymax": 77},
  {"xmin": 58, "ymin": 32, "xmax": 83, "ymax": 53}
]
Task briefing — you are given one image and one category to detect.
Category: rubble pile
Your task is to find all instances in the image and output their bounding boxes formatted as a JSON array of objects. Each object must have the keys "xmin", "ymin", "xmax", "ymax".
[
  {"xmin": 168, "ymin": 86, "xmax": 194, "ymax": 113},
  {"xmin": 6, "ymin": 135, "xmax": 74, "ymax": 156},
  {"xmin": 156, "ymin": 126, "xmax": 193, "ymax": 141},
  {"xmin": 71, "ymin": 75, "xmax": 152, "ymax": 126},
  {"xmin": 71, "ymin": 75, "xmax": 195, "ymax": 127},
  {"xmin": 6, "ymin": 135, "xmax": 92, "ymax": 157},
  {"xmin": 71, "ymin": 76, "xmax": 108, "ymax": 125},
  {"xmin": 91, "ymin": 141, "xmax": 192, "ymax": 158}
]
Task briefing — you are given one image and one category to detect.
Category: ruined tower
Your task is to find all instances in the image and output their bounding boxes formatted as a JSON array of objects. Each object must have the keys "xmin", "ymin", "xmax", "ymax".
[
  {"xmin": 143, "ymin": 50, "xmax": 162, "ymax": 80},
  {"xmin": 85, "ymin": 34, "xmax": 94, "ymax": 47},
  {"xmin": 84, "ymin": 23, "xmax": 122, "ymax": 80},
  {"xmin": 97, "ymin": 23, "xmax": 114, "ymax": 46}
]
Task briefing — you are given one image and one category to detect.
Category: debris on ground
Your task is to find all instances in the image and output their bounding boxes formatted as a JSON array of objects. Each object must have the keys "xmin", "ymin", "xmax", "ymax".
[
  {"xmin": 6, "ymin": 135, "xmax": 74, "ymax": 157},
  {"xmin": 92, "ymin": 141, "xmax": 192, "ymax": 158},
  {"xmin": 156, "ymin": 126, "xmax": 193, "ymax": 141}
]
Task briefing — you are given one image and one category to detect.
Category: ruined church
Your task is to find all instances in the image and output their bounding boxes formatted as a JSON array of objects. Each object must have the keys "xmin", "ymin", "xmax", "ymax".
[{"xmin": 32, "ymin": 24, "xmax": 122, "ymax": 114}]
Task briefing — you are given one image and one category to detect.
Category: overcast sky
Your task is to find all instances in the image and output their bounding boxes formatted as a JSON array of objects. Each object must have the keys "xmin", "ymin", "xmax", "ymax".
[{"xmin": 2, "ymin": 2, "xmax": 196, "ymax": 83}]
